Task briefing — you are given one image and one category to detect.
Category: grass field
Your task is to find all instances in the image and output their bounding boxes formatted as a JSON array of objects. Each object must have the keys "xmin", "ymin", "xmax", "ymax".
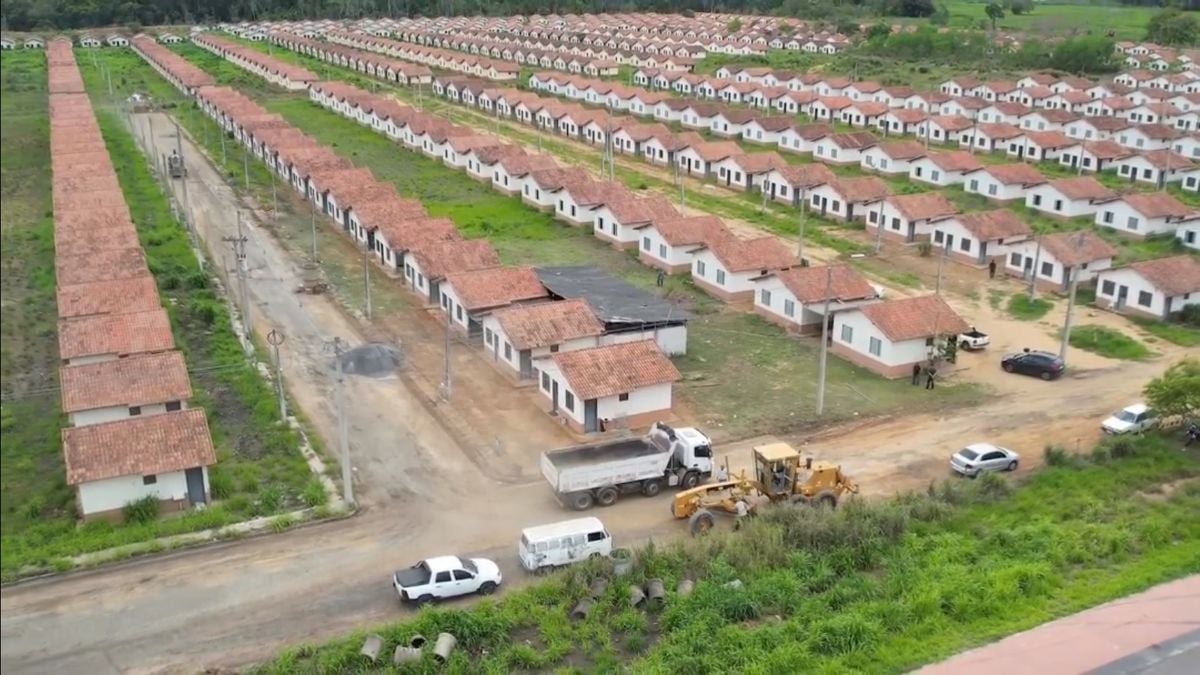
[
  {"xmin": 1130, "ymin": 317, "xmax": 1200, "ymax": 348},
  {"xmin": 1069, "ymin": 325, "xmax": 1155, "ymax": 361},
  {"xmin": 252, "ymin": 433, "xmax": 1199, "ymax": 673},
  {"xmin": 1007, "ymin": 293, "xmax": 1055, "ymax": 321},
  {"xmin": 936, "ymin": 0, "xmax": 1158, "ymax": 41},
  {"xmin": 0, "ymin": 50, "xmax": 320, "ymax": 579}
]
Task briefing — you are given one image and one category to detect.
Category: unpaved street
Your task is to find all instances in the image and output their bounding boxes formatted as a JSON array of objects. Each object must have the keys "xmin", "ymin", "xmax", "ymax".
[{"xmin": 0, "ymin": 110, "xmax": 1179, "ymax": 674}]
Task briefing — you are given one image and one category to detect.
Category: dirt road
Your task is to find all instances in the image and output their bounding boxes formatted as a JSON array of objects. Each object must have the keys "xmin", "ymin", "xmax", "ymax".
[{"xmin": 0, "ymin": 111, "xmax": 1178, "ymax": 674}]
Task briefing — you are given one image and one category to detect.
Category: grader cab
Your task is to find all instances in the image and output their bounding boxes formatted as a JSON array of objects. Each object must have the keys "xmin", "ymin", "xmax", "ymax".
[{"xmin": 670, "ymin": 442, "xmax": 859, "ymax": 536}]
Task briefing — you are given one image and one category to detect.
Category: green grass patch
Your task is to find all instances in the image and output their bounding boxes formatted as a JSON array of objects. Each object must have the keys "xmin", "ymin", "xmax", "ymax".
[
  {"xmin": 1068, "ymin": 325, "xmax": 1155, "ymax": 361},
  {"xmin": 1129, "ymin": 318, "xmax": 1200, "ymax": 348},
  {"xmin": 1007, "ymin": 293, "xmax": 1054, "ymax": 321},
  {"xmin": 251, "ymin": 434, "xmax": 1200, "ymax": 673}
]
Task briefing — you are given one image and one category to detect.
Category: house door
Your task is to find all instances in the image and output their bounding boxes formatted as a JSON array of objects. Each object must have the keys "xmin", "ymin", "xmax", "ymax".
[
  {"xmin": 944, "ymin": 234, "xmax": 955, "ymax": 251},
  {"xmin": 551, "ymin": 381, "xmax": 559, "ymax": 413},
  {"xmin": 1116, "ymin": 285, "xmax": 1128, "ymax": 309},
  {"xmin": 584, "ymin": 399, "xmax": 599, "ymax": 433},
  {"xmin": 519, "ymin": 350, "xmax": 533, "ymax": 379},
  {"xmin": 846, "ymin": 203, "xmax": 854, "ymax": 220},
  {"xmin": 468, "ymin": 317, "xmax": 483, "ymax": 340},
  {"xmin": 819, "ymin": 197, "xmax": 828, "ymax": 215},
  {"xmin": 978, "ymin": 241, "xmax": 988, "ymax": 263},
  {"xmin": 1015, "ymin": 145, "xmax": 1024, "ymax": 158},
  {"xmin": 185, "ymin": 468, "xmax": 207, "ymax": 507}
]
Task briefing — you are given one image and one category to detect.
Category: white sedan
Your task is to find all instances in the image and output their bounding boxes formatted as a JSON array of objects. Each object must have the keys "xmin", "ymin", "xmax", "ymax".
[
  {"xmin": 1102, "ymin": 404, "xmax": 1157, "ymax": 435},
  {"xmin": 950, "ymin": 443, "xmax": 1019, "ymax": 478}
]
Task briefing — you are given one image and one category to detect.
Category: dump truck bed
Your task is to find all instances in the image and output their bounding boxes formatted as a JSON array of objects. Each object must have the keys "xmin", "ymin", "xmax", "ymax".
[{"xmin": 541, "ymin": 436, "xmax": 672, "ymax": 495}]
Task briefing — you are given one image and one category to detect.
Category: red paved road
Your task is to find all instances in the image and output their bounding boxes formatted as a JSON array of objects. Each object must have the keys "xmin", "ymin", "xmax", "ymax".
[{"xmin": 919, "ymin": 575, "xmax": 1200, "ymax": 675}]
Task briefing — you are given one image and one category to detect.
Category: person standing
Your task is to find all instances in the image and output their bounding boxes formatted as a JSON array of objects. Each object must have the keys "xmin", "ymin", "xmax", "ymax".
[
  {"xmin": 925, "ymin": 363, "xmax": 938, "ymax": 390},
  {"xmin": 733, "ymin": 499, "xmax": 749, "ymax": 530},
  {"xmin": 988, "ymin": 259, "xmax": 997, "ymax": 280},
  {"xmin": 656, "ymin": 269, "xmax": 665, "ymax": 287},
  {"xmin": 911, "ymin": 362, "xmax": 921, "ymax": 386}
]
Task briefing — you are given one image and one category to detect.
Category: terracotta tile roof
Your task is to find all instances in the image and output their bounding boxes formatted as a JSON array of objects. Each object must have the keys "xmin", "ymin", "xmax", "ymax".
[
  {"xmin": 648, "ymin": 215, "xmax": 732, "ymax": 245},
  {"xmin": 62, "ymin": 409, "xmax": 216, "ymax": 485},
  {"xmin": 1133, "ymin": 123, "xmax": 1182, "ymax": 141},
  {"xmin": 859, "ymin": 295, "xmax": 969, "ymax": 342},
  {"xmin": 828, "ymin": 131, "xmax": 878, "ymax": 150},
  {"xmin": 409, "ymin": 239, "xmax": 500, "ymax": 281},
  {"xmin": 354, "ymin": 196, "xmax": 429, "ymax": 230},
  {"xmin": 1081, "ymin": 140, "xmax": 1135, "ymax": 160},
  {"xmin": 789, "ymin": 122, "xmax": 834, "ymax": 140},
  {"xmin": 771, "ymin": 163, "xmax": 836, "ymax": 189},
  {"xmin": 929, "ymin": 115, "xmax": 974, "ymax": 131},
  {"xmin": 698, "ymin": 235, "xmax": 795, "ymax": 273},
  {"xmin": 56, "ymin": 277, "xmax": 162, "ymax": 319},
  {"xmin": 550, "ymin": 340, "xmax": 679, "ymax": 400},
  {"xmin": 561, "ymin": 179, "xmax": 632, "ymax": 208},
  {"xmin": 1127, "ymin": 256, "xmax": 1200, "ymax": 296},
  {"xmin": 731, "ymin": 152, "xmax": 788, "ymax": 174},
  {"xmin": 1044, "ymin": 176, "xmax": 1116, "ymax": 201},
  {"xmin": 830, "ymin": 176, "xmax": 891, "ymax": 203},
  {"xmin": 1134, "ymin": 148, "xmax": 1196, "ymax": 171},
  {"xmin": 1039, "ymin": 230, "xmax": 1117, "ymax": 266},
  {"xmin": 1079, "ymin": 115, "xmax": 1132, "ymax": 132},
  {"xmin": 751, "ymin": 116, "xmax": 796, "ymax": 132},
  {"xmin": 989, "ymin": 101, "xmax": 1031, "ymax": 115},
  {"xmin": 52, "ymin": 206, "xmax": 132, "ymax": 232},
  {"xmin": 975, "ymin": 122, "xmax": 1022, "ymax": 140},
  {"xmin": 474, "ymin": 144, "xmax": 526, "ymax": 165},
  {"xmin": 1023, "ymin": 130, "xmax": 1073, "ymax": 149},
  {"xmin": 54, "ymin": 226, "xmax": 142, "ymax": 259},
  {"xmin": 377, "ymin": 215, "xmax": 460, "ymax": 252},
  {"xmin": 444, "ymin": 266, "xmax": 548, "ymax": 311},
  {"xmin": 875, "ymin": 140, "xmax": 926, "ymax": 161},
  {"xmin": 980, "ymin": 162, "xmax": 1046, "ymax": 185},
  {"xmin": 58, "ymin": 308, "xmax": 175, "ymax": 361},
  {"xmin": 768, "ymin": 264, "xmax": 876, "ymax": 304},
  {"xmin": 849, "ymin": 101, "xmax": 889, "ymax": 117},
  {"xmin": 55, "ymin": 248, "xmax": 150, "ymax": 287},
  {"xmin": 1117, "ymin": 192, "xmax": 1197, "ymax": 219},
  {"xmin": 952, "ymin": 210, "xmax": 1032, "ymax": 241},
  {"xmin": 606, "ymin": 195, "xmax": 679, "ymax": 226},
  {"xmin": 715, "ymin": 109, "xmax": 757, "ymax": 124},
  {"xmin": 691, "ymin": 141, "xmax": 743, "ymax": 162},
  {"xmin": 492, "ymin": 298, "xmax": 604, "ymax": 350},
  {"xmin": 887, "ymin": 109, "xmax": 929, "ymax": 124},
  {"xmin": 889, "ymin": 192, "xmax": 959, "ymax": 222},
  {"xmin": 1028, "ymin": 108, "xmax": 1080, "ymax": 124},
  {"xmin": 815, "ymin": 95, "xmax": 853, "ymax": 111},
  {"xmin": 530, "ymin": 167, "xmax": 591, "ymax": 190},
  {"xmin": 498, "ymin": 154, "xmax": 560, "ymax": 176},
  {"xmin": 60, "ymin": 351, "xmax": 191, "ymax": 413},
  {"xmin": 926, "ymin": 150, "xmax": 984, "ymax": 173}
]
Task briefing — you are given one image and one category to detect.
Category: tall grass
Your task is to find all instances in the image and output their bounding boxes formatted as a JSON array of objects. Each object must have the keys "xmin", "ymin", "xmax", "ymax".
[
  {"xmin": 1068, "ymin": 325, "xmax": 1155, "ymax": 361},
  {"xmin": 252, "ymin": 434, "xmax": 1199, "ymax": 674}
]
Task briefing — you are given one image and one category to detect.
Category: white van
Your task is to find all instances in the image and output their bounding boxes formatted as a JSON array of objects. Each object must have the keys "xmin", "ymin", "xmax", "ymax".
[{"xmin": 518, "ymin": 517, "xmax": 612, "ymax": 572}]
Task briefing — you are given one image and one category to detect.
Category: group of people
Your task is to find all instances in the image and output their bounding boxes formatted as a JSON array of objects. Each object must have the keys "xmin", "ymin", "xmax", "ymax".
[{"xmin": 912, "ymin": 361, "xmax": 939, "ymax": 390}]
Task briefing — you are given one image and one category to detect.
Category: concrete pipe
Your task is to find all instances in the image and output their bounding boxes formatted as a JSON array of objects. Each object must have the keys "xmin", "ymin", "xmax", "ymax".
[
  {"xmin": 610, "ymin": 548, "xmax": 633, "ymax": 577},
  {"xmin": 723, "ymin": 579, "xmax": 743, "ymax": 590},
  {"xmin": 589, "ymin": 578, "xmax": 609, "ymax": 599},
  {"xmin": 570, "ymin": 598, "xmax": 594, "ymax": 620},
  {"xmin": 628, "ymin": 584, "xmax": 646, "ymax": 608},
  {"xmin": 409, "ymin": 634, "xmax": 427, "ymax": 649},
  {"xmin": 646, "ymin": 578, "xmax": 665, "ymax": 605},
  {"xmin": 393, "ymin": 646, "xmax": 422, "ymax": 665},
  {"xmin": 359, "ymin": 634, "xmax": 384, "ymax": 662},
  {"xmin": 433, "ymin": 632, "xmax": 457, "ymax": 664},
  {"xmin": 677, "ymin": 579, "xmax": 695, "ymax": 597}
]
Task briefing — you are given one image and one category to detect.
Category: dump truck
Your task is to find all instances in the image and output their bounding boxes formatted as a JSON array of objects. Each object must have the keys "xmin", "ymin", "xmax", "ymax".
[
  {"xmin": 671, "ymin": 442, "xmax": 859, "ymax": 535},
  {"xmin": 541, "ymin": 422, "xmax": 713, "ymax": 511},
  {"xmin": 167, "ymin": 151, "xmax": 186, "ymax": 179}
]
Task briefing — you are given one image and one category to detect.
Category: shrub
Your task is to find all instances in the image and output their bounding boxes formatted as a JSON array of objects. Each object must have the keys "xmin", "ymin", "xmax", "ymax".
[
  {"xmin": 301, "ymin": 478, "xmax": 328, "ymax": 507},
  {"xmin": 808, "ymin": 612, "xmax": 880, "ymax": 655},
  {"xmin": 258, "ymin": 485, "xmax": 283, "ymax": 513},
  {"xmin": 208, "ymin": 469, "xmax": 234, "ymax": 500},
  {"xmin": 122, "ymin": 496, "xmax": 160, "ymax": 525},
  {"xmin": 917, "ymin": 241, "xmax": 933, "ymax": 257},
  {"xmin": 1043, "ymin": 444, "xmax": 1076, "ymax": 467}
]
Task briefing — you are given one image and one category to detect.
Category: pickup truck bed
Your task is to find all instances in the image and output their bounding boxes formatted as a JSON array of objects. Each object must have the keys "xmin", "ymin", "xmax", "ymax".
[{"xmin": 393, "ymin": 566, "xmax": 430, "ymax": 588}]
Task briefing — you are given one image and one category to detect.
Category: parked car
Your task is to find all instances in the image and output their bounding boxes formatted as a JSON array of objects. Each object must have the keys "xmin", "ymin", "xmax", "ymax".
[
  {"xmin": 1001, "ymin": 349, "xmax": 1064, "ymax": 380},
  {"xmin": 950, "ymin": 443, "xmax": 1020, "ymax": 478},
  {"xmin": 392, "ymin": 555, "xmax": 502, "ymax": 604},
  {"xmin": 1102, "ymin": 404, "xmax": 1157, "ymax": 435},
  {"xmin": 957, "ymin": 326, "xmax": 990, "ymax": 351}
]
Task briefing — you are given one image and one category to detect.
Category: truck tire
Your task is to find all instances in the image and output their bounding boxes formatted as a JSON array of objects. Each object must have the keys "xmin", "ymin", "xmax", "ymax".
[
  {"xmin": 688, "ymin": 509, "xmax": 715, "ymax": 536},
  {"xmin": 642, "ymin": 479, "xmax": 663, "ymax": 497},
  {"xmin": 681, "ymin": 471, "xmax": 700, "ymax": 489},
  {"xmin": 568, "ymin": 491, "xmax": 594, "ymax": 510},
  {"xmin": 815, "ymin": 491, "xmax": 838, "ymax": 509},
  {"xmin": 596, "ymin": 486, "xmax": 619, "ymax": 507}
]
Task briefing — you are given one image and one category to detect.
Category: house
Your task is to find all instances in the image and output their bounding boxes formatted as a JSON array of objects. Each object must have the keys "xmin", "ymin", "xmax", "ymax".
[
  {"xmin": 859, "ymin": 140, "xmax": 926, "ymax": 175},
  {"xmin": 59, "ymin": 350, "xmax": 191, "ymax": 428},
  {"xmin": 1008, "ymin": 130, "xmax": 1074, "ymax": 162},
  {"xmin": 866, "ymin": 192, "xmax": 959, "ymax": 244},
  {"xmin": 1065, "ymin": 115, "xmax": 1131, "ymax": 141},
  {"xmin": 676, "ymin": 141, "xmax": 742, "ymax": 179},
  {"xmin": 831, "ymin": 295, "xmax": 970, "ymax": 378},
  {"xmin": 0, "ymin": 37, "xmax": 14, "ymax": 50},
  {"xmin": 807, "ymin": 177, "xmax": 891, "ymax": 222},
  {"xmin": 908, "ymin": 151, "xmax": 983, "ymax": 187},
  {"xmin": 977, "ymin": 101, "xmax": 1030, "ymax": 126},
  {"xmin": 922, "ymin": 115, "xmax": 974, "ymax": 145},
  {"xmin": 762, "ymin": 163, "xmax": 837, "ymax": 207},
  {"xmin": 753, "ymin": 264, "xmax": 880, "ymax": 334},
  {"xmin": 713, "ymin": 153, "xmax": 788, "ymax": 191},
  {"xmin": 689, "ymin": 236, "xmax": 796, "ymax": 302},
  {"xmin": 23, "ymin": 36, "xmax": 45, "ymax": 49},
  {"xmin": 1177, "ymin": 221, "xmax": 1200, "ymax": 250},
  {"xmin": 930, "ymin": 210, "xmax": 1032, "ymax": 266},
  {"xmin": 940, "ymin": 77, "xmax": 981, "ymax": 98},
  {"xmin": 812, "ymin": 131, "xmax": 878, "ymax": 166},
  {"xmin": 740, "ymin": 116, "xmax": 793, "ymax": 145},
  {"xmin": 878, "ymin": 108, "xmax": 929, "ymax": 136},
  {"xmin": 1024, "ymin": 176, "xmax": 1117, "ymax": 218},
  {"xmin": 592, "ymin": 195, "xmax": 679, "ymax": 249},
  {"xmin": 1116, "ymin": 123, "xmax": 1181, "ymax": 151},
  {"xmin": 1113, "ymin": 149, "xmax": 1195, "ymax": 186},
  {"xmin": 61, "ymin": 409, "xmax": 215, "ymax": 521},
  {"xmin": 637, "ymin": 215, "xmax": 732, "ymax": 273},
  {"xmin": 535, "ymin": 340, "xmax": 680, "ymax": 433},
  {"xmin": 106, "ymin": 34, "xmax": 129, "ymax": 47},
  {"xmin": 1094, "ymin": 193, "xmax": 1200, "ymax": 238},
  {"xmin": 963, "ymin": 163, "xmax": 1045, "ymax": 202},
  {"xmin": 57, "ymin": 309, "xmax": 175, "ymax": 366},
  {"xmin": 1057, "ymin": 139, "xmax": 1135, "ymax": 173},
  {"xmin": 482, "ymin": 299, "xmax": 604, "ymax": 380},
  {"xmin": 404, "ymin": 239, "xmax": 500, "ymax": 305},
  {"xmin": 710, "ymin": 109, "xmax": 756, "ymax": 138},
  {"xmin": 79, "ymin": 36, "xmax": 102, "ymax": 48},
  {"xmin": 1095, "ymin": 256, "xmax": 1200, "ymax": 320},
  {"xmin": 960, "ymin": 122, "xmax": 1022, "ymax": 153},
  {"xmin": 776, "ymin": 122, "xmax": 832, "ymax": 155},
  {"xmin": 439, "ymin": 266, "xmax": 549, "ymax": 339},
  {"xmin": 1004, "ymin": 231, "xmax": 1117, "ymax": 291}
]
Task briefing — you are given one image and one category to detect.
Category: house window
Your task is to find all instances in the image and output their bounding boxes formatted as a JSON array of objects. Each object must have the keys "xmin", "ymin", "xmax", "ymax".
[
  {"xmin": 485, "ymin": 329, "xmax": 493, "ymax": 345},
  {"xmin": 1032, "ymin": 194, "xmax": 1043, "ymax": 206},
  {"xmin": 930, "ymin": 170, "xmax": 941, "ymax": 182},
  {"xmin": 564, "ymin": 391, "xmax": 575, "ymax": 411},
  {"xmin": 165, "ymin": 401, "xmax": 182, "ymax": 412},
  {"xmin": 868, "ymin": 337, "xmax": 882, "ymax": 356},
  {"xmin": 934, "ymin": 231, "xmax": 944, "ymax": 244},
  {"xmin": 831, "ymin": 200, "xmax": 841, "ymax": 213},
  {"xmin": 1103, "ymin": 211, "xmax": 1114, "ymax": 224},
  {"xmin": 969, "ymin": 179, "xmax": 979, "ymax": 192},
  {"xmin": 504, "ymin": 343, "xmax": 512, "ymax": 360},
  {"xmin": 1041, "ymin": 261, "xmax": 1054, "ymax": 277},
  {"xmin": 129, "ymin": 406, "xmax": 142, "ymax": 416},
  {"xmin": 541, "ymin": 372, "xmax": 550, "ymax": 391},
  {"xmin": 1101, "ymin": 280, "xmax": 1115, "ymax": 296},
  {"xmin": 840, "ymin": 324, "xmax": 853, "ymax": 343},
  {"xmin": 1054, "ymin": 199, "xmax": 1063, "ymax": 212},
  {"xmin": 784, "ymin": 299, "xmax": 795, "ymax": 317},
  {"xmin": 618, "ymin": 393, "xmax": 629, "ymax": 402},
  {"xmin": 1138, "ymin": 290, "xmax": 1154, "ymax": 307},
  {"xmin": 868, "ymin": 211, "xmax": 878, "ymax": 223},
  {"xmin": 642, "ymin": 237, "xmax": 651, "ymax": 251},
  {"xmin": 960, "ymin": 238, "xmax": 970, "ymax": 252},
  {"xmin": 143, "ymin": 475, "xmax": 157, "ymax": 485},
  {"xmin": 716, "ymin": 270, "xmax": 726, "ymax": 285},
  {"xmin": 1127, "ymin": 216, "xmax": 1139, "ymax": 231},
  {"xmin": 760, "ymin": 289, "xmax": 772, "ymax": 305},
  {"xmin": 696, "ymin": 260, "xmax": 706, "ymax": 276}
]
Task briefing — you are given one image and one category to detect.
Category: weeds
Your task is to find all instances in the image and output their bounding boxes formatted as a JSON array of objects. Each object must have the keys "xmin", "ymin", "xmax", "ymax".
[
  {"xmin": 122, "ymin": 497, "xmax": 160, "ymax": 525},
  {"xmin": 1068, "ymin": 325, "xmax": 1155, "ymax": 361},
  {"xmin": 1007, "ymin": 293, "xmax": 1054, "ymax": 321}
]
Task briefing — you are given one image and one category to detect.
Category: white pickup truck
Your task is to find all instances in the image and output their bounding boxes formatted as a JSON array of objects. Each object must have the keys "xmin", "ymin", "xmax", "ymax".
[
  {"xmin": 392, "ymin": 555, "xmax": 502, "ymax": 604},
  {"xmin": 957, "ymin": 327, "xmax": 991, "ymax": 351}
]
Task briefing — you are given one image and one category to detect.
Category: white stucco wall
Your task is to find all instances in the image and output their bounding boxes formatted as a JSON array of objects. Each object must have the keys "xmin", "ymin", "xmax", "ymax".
[
  {"xmin": 691, "ymin": 249, "xmax": 759, "ymax": 295},
  {"xmin": 1096, "ymin": 268, "xmax": 1198, "ymax": 317},
  {"xmin": 1024, "ymin": 186, "xmax": 1097, "ymax": 218},
  {"xmin": 70, "ymin": 402, "xmax": 174, "ymax": 428},
  {"xmin": 599, "ymin": 325, "xmax": 688, "ymax": 356},
  {"xmin": 833, "ymin": 310, "xmax": 930, "ymax": 367},
  {"xmin": 965, "ymin": 173, "xmax": 1027, "ymax": 201},
  {"xmin": 638, "ymin": 226, "xmax": 696, "ymax": 268},
  {"xmin": 77, "ymin": 466, "xmax": 207, "ymax": 516},
  {"xmin": 1094, "ymin": 201, "xmax": 1178, "ymax": 237},
  {"xmin": 595, "ymin": 382, "xmax": 673, "ymax": 421}
]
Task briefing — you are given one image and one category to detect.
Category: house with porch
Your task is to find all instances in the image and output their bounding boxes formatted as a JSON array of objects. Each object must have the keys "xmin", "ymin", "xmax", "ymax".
[
  {"xmin": 963, "ymin": 163, "xmax": 1045, "ymax": 202},
  {"xmin": 1056, "ymin": 139, "xmax": 1135, "ymax": 173},
  {"xmin": 753, "ymin": 264, "xmax": 880, "ymax": 333},
  {"xmin": 831, "ymin": 295, "xmax": 970, "ymax": 379},
  {"xmin": 1113, "ymin": 149, "xmax": 1195, "ymax": 186},
  {"xmin": 813, "ymin": 131, "xmax": 878, "ymax": 166},
  {"xmin": 930, "ymin": 210, "xmax": 1032, "ymax": 266},
  {"xmin": 859, "ymin": 140, "xmax": 926, "ymax": 175},
  {"xmin": 592, "ymin": 195, "xmax": 679, "ymax": 249},
  {"xmin": 908, "ymin": 150, "xmax": 983, "ymax": 187},
  {"xmin": 60, "ymin": 351, "xmax": 192, "ymax": 428},
  {"xmin": 762, "ymin": 164, "xmax": 837, "ymax": 207},
  {"xmin": 482, "ymin": 299, "xmax": 604, "ymax": 380},
  {"xmin": 777, "ymin": 122, "xmax": 833, "ymax": 155},
  {"xmin": 1094, "ymin": 256, "xmax": 1200, "ymax": 320}
]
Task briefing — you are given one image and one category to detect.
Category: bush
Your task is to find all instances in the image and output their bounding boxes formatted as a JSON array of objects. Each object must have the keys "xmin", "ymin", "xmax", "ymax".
[
  {"xmin": 301, "ymin": 478, "xmax": 328, "ymax": 507},
  {"xmin": 122, "ymin": 496, "xmax": 160, "ymax": 525},
  {"xmin": 808, "ymin": 612, "xmax": 880, "ymax": 654},
  {"xmin": 917, "ymin": 241, "xmax": 933, "ymax": 257},
  {"xmin": 208, "ymin": 469, "xmax": 234, "ymax": 499},
  {"xmin": 1043, "ymin": 445, "xmax": 1076, "ymax": 467},
  {"xmin": 258, "ymin": 485, "xmax": 283, "ymax": 513}
]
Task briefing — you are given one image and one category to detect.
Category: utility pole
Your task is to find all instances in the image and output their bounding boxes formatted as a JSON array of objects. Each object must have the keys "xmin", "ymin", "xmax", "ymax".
[
  {"xmin": 267, "ymin": 329, "xmax": 287, "ymax": 420},
  {"xmin": 935, "ymin": 239, "xmax": 948, "ymax": 295},
  {"xmin": 873, "ymin": 204, "xmax": 886, "ymax": 254},
  {"xmin": 797, "ymin": 187, "xmax": 808, "ymax": 265},
  {"xmin": 1058, "ymin": 232, "xmax": 1086, "ymax": 364},
  {"xmin": 310, "ymin": 207, "xmax": 319, "ymax": 261},
  {"xmin": 224, "ymin": 213, "xmax": 251, "ymax": 337},
  {"xmin": 815, "ymin": 265, "xmax": 833, "ymax": 417},
  {"xmin": 329, "ymin": 337, "xmax": 355, "ymax": 508},
  {"xmin": 173, "ymin": 118, "xmax": 192, "ymax": 232},
  {"xmin": 1027, "ymin": 236, "xmax": 1043, "ymax": 300},
  {"xmin": 441, "ymin": 308, "xmax": 453, "ymax": 401},
  {"xmin": 362, "ymin": 245, "xmax": 373, "ymax": 320}
]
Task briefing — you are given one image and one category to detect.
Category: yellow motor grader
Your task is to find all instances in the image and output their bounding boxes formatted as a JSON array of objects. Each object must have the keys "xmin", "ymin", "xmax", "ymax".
[{"xmin": 670, "ymin": 442, "xmax": 859, "ymax": 535}]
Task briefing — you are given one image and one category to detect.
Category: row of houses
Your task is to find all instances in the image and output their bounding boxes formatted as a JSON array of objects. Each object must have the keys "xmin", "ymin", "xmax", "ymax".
[
  {"xmin": 1116, "ymin": 42, "xmax": 1200, "ymax": 72},
  {"xmin": 131, "ymin": 35, "xmax": 215, "ymax": 95},
  {"xmin": 1, "ymin": 33, "xmax": 131, "ymax": 49},
  {"xmin": 46, "ymin": 39, "xmax": 216, "ymax": 522},
  {"xmin": 192, "ymin": 33, "xmax": 317, "ymax": 90}
]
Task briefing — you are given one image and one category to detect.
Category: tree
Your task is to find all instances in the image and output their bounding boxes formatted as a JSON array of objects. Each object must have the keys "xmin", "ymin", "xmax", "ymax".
[
  {"xmin": 985, "ymin": 2, "xmax": 1005, "ymax": 30},
  {"xmin": 930, "ymin": 3, "xmax": 950, "ymax": 26},
  {"xmin": 886, "ymin": 0, "xmax": 936, "ymax": 18},
  {"xmin": 837, "ymin": 19, "xmax": 862, "ymax": 36},
  {"xmin": 1005, "ymin": 0, "xmax": 1033, "ymax": 15},
  {"xmin": 1143, "ymin": 358, "xmax": 1200, "ymax": 421},
  {"xmin": 866, "ymin": 22, "xmax": 892, "ymax": 40},
  {"xmin": 726, "ymin": 18, "xmax": 743, "ymax": 33},
  {"xmin": 1146, "ymin": 9, "xmax": 1200, "ymax": 46},
  {"xmin": 1049, "ymin": 35, "xmax": 1118, "ymax": 74}
]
